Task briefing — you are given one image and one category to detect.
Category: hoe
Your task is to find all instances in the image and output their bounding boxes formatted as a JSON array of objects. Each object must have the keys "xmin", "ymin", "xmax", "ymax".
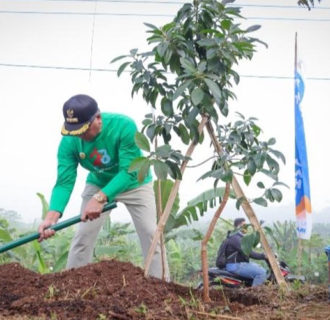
[{"xmin": 0, "ymin": 201, "xmax": 117, "ymax": 254}]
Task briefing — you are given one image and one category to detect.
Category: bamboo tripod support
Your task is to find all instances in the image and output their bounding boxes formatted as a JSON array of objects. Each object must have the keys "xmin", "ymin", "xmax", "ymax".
[
  {"xmin": 201, "ymin": 183, "xmax": 230, "ymax": 302},
  {"xmin": 144, "ymin": 115, "xmax": 288, "ymax": 292},
  {"xmin": 205, "ymin": 121, "xmax": 289, "ymax": 291}
]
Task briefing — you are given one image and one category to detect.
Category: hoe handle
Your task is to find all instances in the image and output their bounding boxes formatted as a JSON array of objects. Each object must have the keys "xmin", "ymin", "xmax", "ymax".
[{"xmin": 0, "ymin": 202, "xmax": 117, "ymax": 254}]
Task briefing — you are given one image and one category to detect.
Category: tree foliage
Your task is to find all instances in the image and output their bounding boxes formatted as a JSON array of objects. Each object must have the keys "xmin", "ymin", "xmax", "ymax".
[{"xmin": 113, "ymin": 0, "xmax": 287, "ymax": 209}]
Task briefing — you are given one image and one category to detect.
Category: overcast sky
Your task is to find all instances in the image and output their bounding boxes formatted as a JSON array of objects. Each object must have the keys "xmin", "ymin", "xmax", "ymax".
[{"xmin": 0, "ymin": 0, "xmax": 329, "ymax": 224}]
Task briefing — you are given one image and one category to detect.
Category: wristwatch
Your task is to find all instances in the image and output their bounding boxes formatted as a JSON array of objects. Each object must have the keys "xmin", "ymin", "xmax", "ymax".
[{"xmin": 92, "ymin": 192, "xmax": 107, "ymax": 203}]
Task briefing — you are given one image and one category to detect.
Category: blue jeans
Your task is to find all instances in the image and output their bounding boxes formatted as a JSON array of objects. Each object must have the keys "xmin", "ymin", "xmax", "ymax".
[{"xmin": 226, "ymin": 262, "xmax": 267, "ymax": 286}]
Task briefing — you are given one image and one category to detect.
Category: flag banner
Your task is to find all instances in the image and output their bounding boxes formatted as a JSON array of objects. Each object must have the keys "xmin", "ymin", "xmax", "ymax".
[{"xmin": 295, "ymin": 66, "xmax": 312, "ymax": 240}]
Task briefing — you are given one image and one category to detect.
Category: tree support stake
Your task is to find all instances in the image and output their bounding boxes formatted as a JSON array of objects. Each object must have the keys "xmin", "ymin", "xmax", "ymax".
[{"xmin": 201, "ymin": 182, "xmax": 230, "ymax": 302}]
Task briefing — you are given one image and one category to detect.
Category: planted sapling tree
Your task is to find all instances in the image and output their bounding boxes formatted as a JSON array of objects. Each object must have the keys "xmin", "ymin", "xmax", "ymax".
[{"xmin": 112, "ymin": 0, "xmax": 288, "ymax": 299}]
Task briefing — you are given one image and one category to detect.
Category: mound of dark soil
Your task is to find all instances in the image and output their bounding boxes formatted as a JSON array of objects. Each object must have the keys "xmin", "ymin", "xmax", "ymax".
[{"xmin": 0, "ymin": 260, "xmax": 328, "ymax": 320}]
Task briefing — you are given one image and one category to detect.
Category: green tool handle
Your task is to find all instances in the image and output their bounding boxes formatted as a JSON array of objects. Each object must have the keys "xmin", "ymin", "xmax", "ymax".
[{"xmin": 0, "ymin": 202, "xmax": 117, "ymax": 254}]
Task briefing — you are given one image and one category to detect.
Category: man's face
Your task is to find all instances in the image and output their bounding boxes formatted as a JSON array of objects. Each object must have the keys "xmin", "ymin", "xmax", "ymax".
[
  {"xmin": 239, "ymin": 222, "xmax": 248, "ymax": 234},
  {"xmin": 79, "ymin": 114, "xmax": 102, "ymax": 141}
]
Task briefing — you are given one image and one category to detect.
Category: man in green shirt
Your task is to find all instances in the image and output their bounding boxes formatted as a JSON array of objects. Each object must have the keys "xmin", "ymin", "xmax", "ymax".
[{"xmin": 38, "ymin": 94, "xmax": 167, "ymax": 279}]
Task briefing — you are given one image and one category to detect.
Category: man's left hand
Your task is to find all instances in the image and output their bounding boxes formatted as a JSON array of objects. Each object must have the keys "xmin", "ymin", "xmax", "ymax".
[{"xmin": 81, "ymin": 198, "xmax": 105, "ymax": 222}]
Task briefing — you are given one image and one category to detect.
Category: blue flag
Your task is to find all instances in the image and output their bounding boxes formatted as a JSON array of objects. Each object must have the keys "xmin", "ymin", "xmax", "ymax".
[{"xmin": 295, "ymin": 68, "xmax": 312, "ymax": 239}]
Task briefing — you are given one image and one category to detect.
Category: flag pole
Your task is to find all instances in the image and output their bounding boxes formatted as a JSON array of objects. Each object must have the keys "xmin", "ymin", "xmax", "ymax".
[{"xmin": 295, "ymin": 32, "xmax": 303, "ymax": 276}]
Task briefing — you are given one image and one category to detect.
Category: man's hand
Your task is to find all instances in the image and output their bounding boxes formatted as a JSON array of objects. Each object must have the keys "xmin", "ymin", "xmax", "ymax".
[
  {"xmin": 81, "ymin": 197, "xmax": 105, "ymax": 222},
  {"xmin": 38, "ymin": 211, "xmax": 61, "ymax": 242}
]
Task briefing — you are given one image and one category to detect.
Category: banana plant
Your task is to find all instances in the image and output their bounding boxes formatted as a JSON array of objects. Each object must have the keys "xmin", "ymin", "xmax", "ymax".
[{"xmin": 154, "ymin": 179, "xmax": 233, "ymax": 236}]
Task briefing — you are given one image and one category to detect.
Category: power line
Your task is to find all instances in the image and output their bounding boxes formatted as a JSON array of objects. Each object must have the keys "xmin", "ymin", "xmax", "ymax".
[
  {"xmin": 1, "ymin": 62, "xmax": 329, "ymax": 81},
  {"xmin": 1, "ymin": 10, "xmax": 330, "ymax": 21},
  {"xmin": 2, "ymin": 0, "xmax": 330, "ymax": 10},
  {"xmin": 0, "ymin": 10, "xmax": 174, "ymax": 17},
  {"xmin": 247, "ymin": 16, "xmax": 330, "ymax": 22}
]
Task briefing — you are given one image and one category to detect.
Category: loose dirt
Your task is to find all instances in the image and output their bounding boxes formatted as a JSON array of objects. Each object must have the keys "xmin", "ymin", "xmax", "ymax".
[{"xmin": 0, "ymin": 260, "xmax": 329, "ymax": 320}]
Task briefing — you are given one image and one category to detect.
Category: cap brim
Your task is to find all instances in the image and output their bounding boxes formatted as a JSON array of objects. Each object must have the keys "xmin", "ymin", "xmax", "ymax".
[
  {"xmin": 61, "ymin": 112, "xmax": 99, "ymax": 136},
  {"xmin": 61, "ymin": 122, "xmax": 90, "ymax": 136}
]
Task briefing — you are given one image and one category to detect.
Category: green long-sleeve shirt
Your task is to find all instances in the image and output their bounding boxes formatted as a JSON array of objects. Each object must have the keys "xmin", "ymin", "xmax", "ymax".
[{"xmin": 49, "ymin": 113, "xmax": 151, "ymax": 214}]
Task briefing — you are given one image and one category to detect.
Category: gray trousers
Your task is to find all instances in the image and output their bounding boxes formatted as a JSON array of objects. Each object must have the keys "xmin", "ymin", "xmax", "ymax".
[{"xmin": 66, "ymin": 182, "xmax": 168, "ymax": 279}]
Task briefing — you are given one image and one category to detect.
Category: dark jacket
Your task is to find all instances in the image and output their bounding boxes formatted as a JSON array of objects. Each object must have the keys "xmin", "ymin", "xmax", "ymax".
[{"xmin": 224, "ymin": 232, "xmax": 266, "ymax": 264}]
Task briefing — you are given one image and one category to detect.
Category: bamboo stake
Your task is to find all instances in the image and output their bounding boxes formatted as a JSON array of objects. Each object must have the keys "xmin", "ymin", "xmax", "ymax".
[
  {"xmin": 144, "ymin": 115, "xmax": 209, "ymax": 277},
  {"xmin": 205, "ymin": 121, "xmax": 289, "ymax": 291},
  {"xmin": 154, "ymin": 132, "xmax": 167, "ymax": 281},
  {"xmin": 201, "ymin": 183, "xmax": 230, "ymax": 302},
  {"xmin": 157, "ymin": 179, "xmax": 167, "ymax": 280}
]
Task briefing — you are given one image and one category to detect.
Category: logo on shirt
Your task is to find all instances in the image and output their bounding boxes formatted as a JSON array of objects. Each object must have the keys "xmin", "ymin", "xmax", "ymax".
[{"xmin": 90, "ymin": 148, "xmax": 111, "ymax": 166}]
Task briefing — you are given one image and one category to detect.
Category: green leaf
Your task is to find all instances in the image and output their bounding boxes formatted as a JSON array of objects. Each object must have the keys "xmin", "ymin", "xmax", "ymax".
[
  {"xmin": 153, "ymin": 160, "xmax": 168, "ymax": 180},
  {"xmin": 235, "ymin": 196, "xmax": 245, "ymax": 210},
  {"xmin": 146, "ymin": 124, "xmax": 156, "ymax": 141},
  {"xmin": 157, "ymin": 42, "xmax": 168, "ymax": 57},
  {"xmin": 221, "ymin": 169, "xmax": 233, "ymax": 183},
  {"xmin": 161, "ymin": 98, "xmax": 174, "ymax": 117},
  {"xmin": 180, "ymin": 57, "xmax": 196, "ymax": 73},
  {"xmin": 253, "ymin": 197, "xmax": 268, "ymax": 207},
  {"xmin": 270, "ymin": 188, "xmax": 283, "ymax": 202},
  {"xmin": 268, "ymin": 137, "xmax": 276, "ymax": 145},
  {"xmin": 241, "ymin": 232, "xmax": 257, "ymax": 256},
  {"xmin": 142, "ymin": 119, "xmax": 153, "ymax": 126},
  {"xmin": 204, "ymin": 78, "xmax": 221, "ymax": 101},
  {"xmin": 53, "ymin": 251, "xmax": 69, "ymax": 272},
  {"xmin": 135, "ymin": 132, "xmax": 150, "ymax": 152},
  {"xmin": 166, "ymin": 161, "xmax": 182, "ymax": 180},
  {"xmin": 245, "ymin": 25, "xmax": 261, "ymax": 33},
  {"xmin": 138, "ymin": 159, "xmax": 150, "ymax": 182},
  {"xmin": 128, "ymin": 157, "xmax": 149, "ymax": 172},
  {"xmin": 266, "ymin": 156, "xmax": 279, "ymax": 174},
  {"xmin": 178, "ymin": 123, "xmax": 190, "ymax": 145},
  {"xmin": 0, "ymin": 229, "xmax": 12, "ymax": 242},
  {"xmin": 144, "ymin": 22, "xmax": 158, "ymax": 30},
  {"xmin": 257, "ymin": 182, "xmax": 265, "ymax": 189},
  {"xmin": 36, "ymin": 192, "xmax": 49, "ymax": 219},
  {"xmin": 197, "ymin": 38, "xmax": 216, "ymax": 47},
  {"xmin": 221, "ymin": 19, "xmax": 231, "ymax": 30},
  {"xmin": 247, "ymin": 158, "xmax": 256, "ymax": 175},
  {"xmin": 156, "ymin": 144, "xmax": 171, "ymax": 158},
  {"xmin": 110, "ymin": 55, "xmax": 127, "ymax": 64},
  {"xmin": 32, "ymin": 240, "xmax": 48, "ymax": 274},
  {"xmin": 253, "ymin": 231, "xmax": 260, "ymax": 247},
  {"xmin": 153, "ymin": 180, "xmax": 180, "ymax": 216},
  {"xmin": 243, "ymin": 170, "xmax": 252, "ymax": 186},
  {"xmin": 172, "ymin": 80, "xmax": 192, "ymax": 101},
  {"xmin": 260, "ymin": 169, "xmax": 277, "ymax": 181},
  {"xmin": 269, "ymin": 149, "xmax": 286, "ymax": 164},
  {"xmin": 273, "ymin": 181, "xmax": 289, "ymax": 189},
  {"xmin": 252, "ymin": 124, "xmax": 261, "ymax": 136},
  {"xmin": 191, "ymin": 87, "xmax": 205, "ymax": 106},
  {"xmin": 198, "ymin": 61, "xmax": 207, "ymax": 72},
  {"xmin": 117, "ymin": 61, "xmax": 130, "ymax": 77}
]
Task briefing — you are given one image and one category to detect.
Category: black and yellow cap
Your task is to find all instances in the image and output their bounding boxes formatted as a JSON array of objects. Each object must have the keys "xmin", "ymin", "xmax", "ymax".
[{"xmin": 61, "ymin": 94, "xmax": 99, "ymax": 136}]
